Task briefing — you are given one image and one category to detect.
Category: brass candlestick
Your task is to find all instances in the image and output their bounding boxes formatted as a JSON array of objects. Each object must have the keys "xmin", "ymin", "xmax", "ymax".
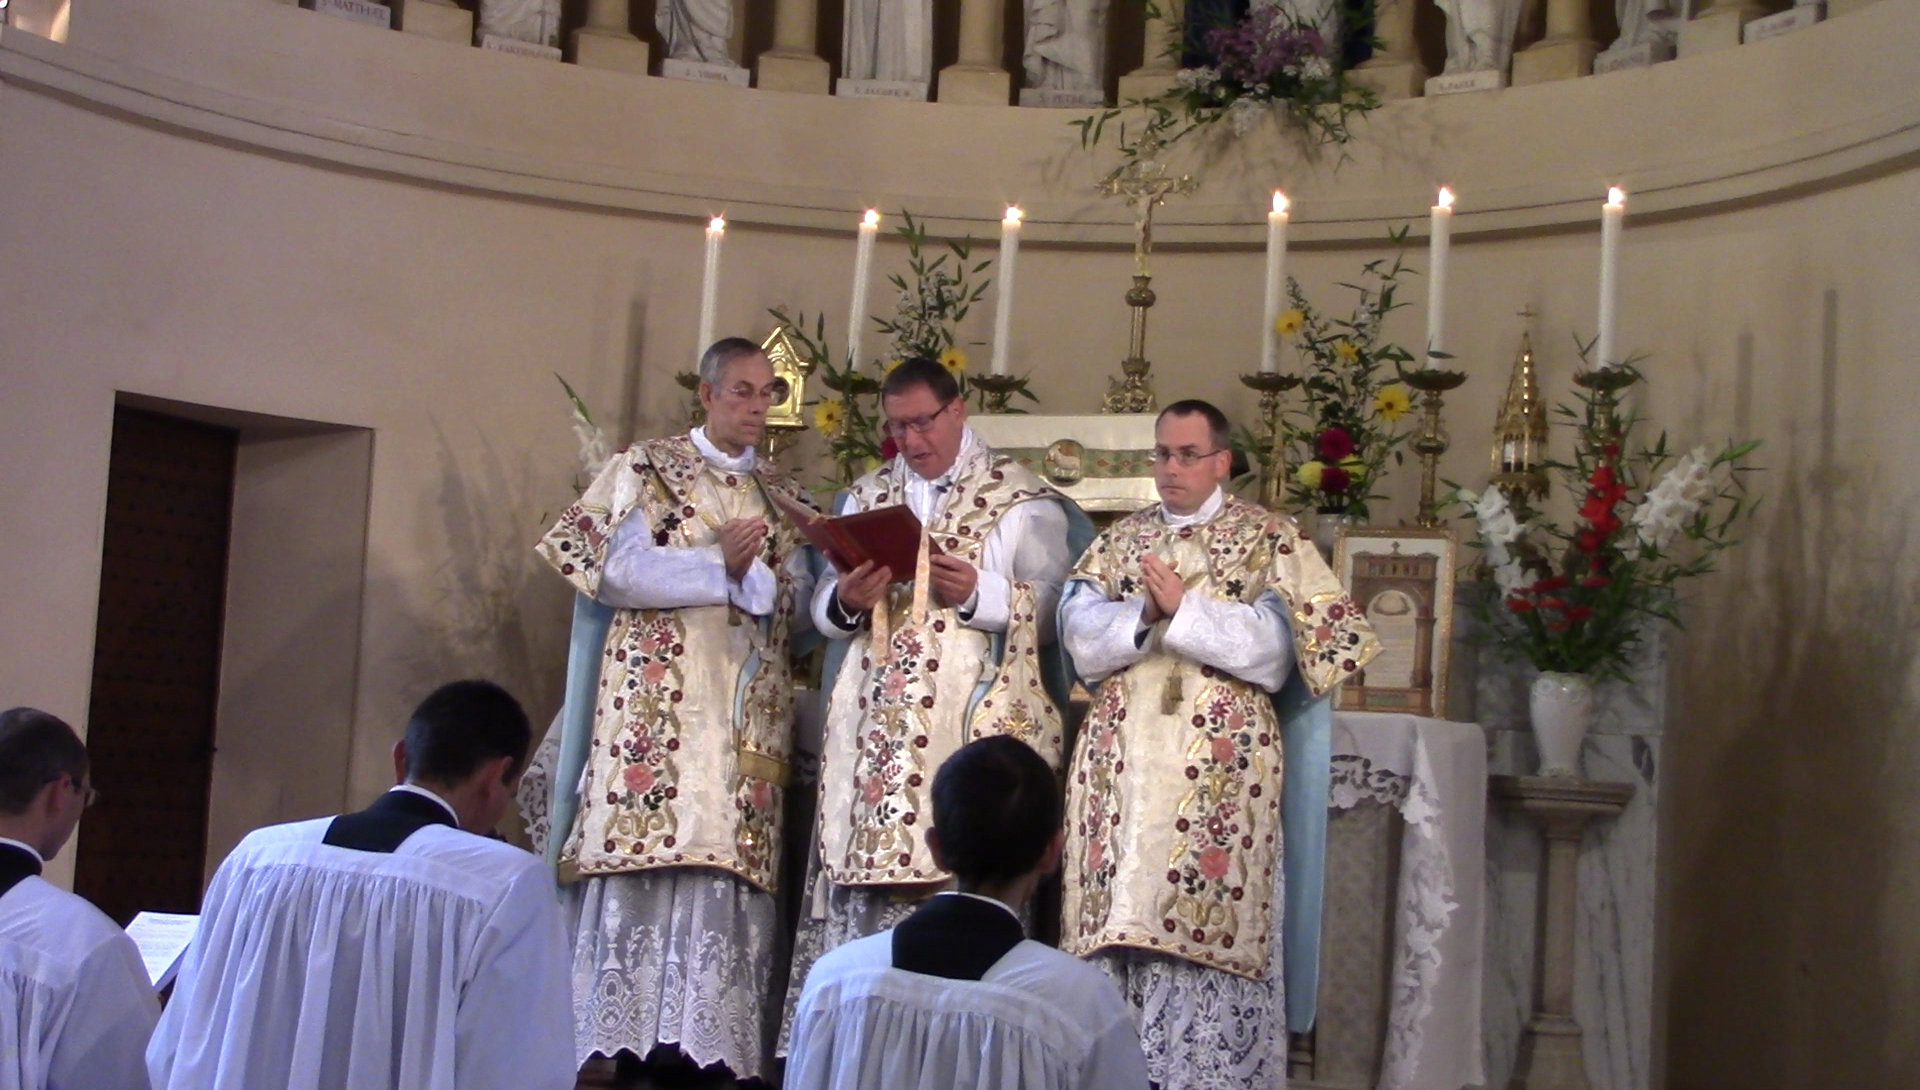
[
  {"xmin": 1102, "ymin": 275, "xmax": 1160, "ymax": 413},
  {"xmin": 969, "ymin": 373, "xmax": 1024, "ymax": 414},
  {"xmin": 1238, "ymin": 371, "xmax": 1303, "ymax": 510},
  {"xmin": 1571, "ymin": 365, "xmax": 1639, "ymax": 449},
  {"xmin": 1402, "ymin": 367, "xmax": 1468, "ymax": 529}
]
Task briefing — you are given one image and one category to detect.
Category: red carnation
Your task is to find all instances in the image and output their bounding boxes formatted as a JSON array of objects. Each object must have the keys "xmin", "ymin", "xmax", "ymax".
[
  {"xmin": 1316, "ymin": 427, "xmax": 1355, "ymax": 462},
  {"xmin": 1589, "ymin": 464, "xmax": 1617, "ymax": 489},
  {"xmin": 1577, "ymin": 530, "xmax": 1604, "ymax": 553},
  {"xmin": 1319, "ymin": 465, "xmax": 1352, "ymax": 494}
]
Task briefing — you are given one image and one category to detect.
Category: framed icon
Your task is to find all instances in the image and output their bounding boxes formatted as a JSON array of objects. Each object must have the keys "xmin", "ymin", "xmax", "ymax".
[{"xmin": 1332, "ymin": 528, "xmax": 1457, "ymax": 719}]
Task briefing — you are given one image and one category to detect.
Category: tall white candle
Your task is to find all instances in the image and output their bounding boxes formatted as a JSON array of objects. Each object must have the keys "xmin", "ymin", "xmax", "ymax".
[
  {"xmin": 1260, "ymin": 191, "xmax": 1290, "ymax": 373},
  {"xmin": 697, "ymin": 216, "xmax": 724, "ymax": 363},
  {"xmin": 990, "ymin": 206, "xmax": 1023, "ymax": 376},
  {"xmin": 1596, "ymin": 187, "xmax": 1626, "ymax": 371},
  {"xmin": 1426, "ymin": 187, "xmax": 1453, "ymax": 369},
  {"xmin": 847, "ymin": 209, "xmax": 880, "ymax": 368}
]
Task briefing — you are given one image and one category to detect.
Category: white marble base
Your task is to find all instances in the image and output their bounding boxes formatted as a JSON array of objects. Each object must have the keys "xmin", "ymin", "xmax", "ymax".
[
  {"xmin": 1019, "ymin": 87, "xmax": 1105, "ymax": 108},
  {"xmin": 661, "ymin": 58, "xmax": 750, "ymax": 86},
  {"xmin": 310, "ymin": 0, "xmax": 391, "ymax": 29},
  {"xmin": 1745, "ymin": 2, "xmax": 1825, "ymax": 41},
  {"xmin": 1595, "ymin": 40, "xmax": 1676, "ymax": 74},
  {"xmin": 1475, "ymin": 632, "xmax": 1666, "ymax": 1090},
  {"xmin": 478, "ymin": 34, "xmax": 561, "ymax": 61},
  {"xmin": 1425, "ymin": 68, "xmax": 1507, "ymax": 96},
  {"xmin": 836, "ymin": 78, "xmax": 930, "ymax": 101}
]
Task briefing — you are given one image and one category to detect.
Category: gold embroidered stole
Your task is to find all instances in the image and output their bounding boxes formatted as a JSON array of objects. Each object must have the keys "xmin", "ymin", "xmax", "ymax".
[
  {"xmin": 1060, "ymin": 498, "xmax": 1379, "ymax": 979},
  {"xmin": 535, "ymin": 435, "xmax": 810, "ymax": 892},
  {"xmin": 819, "ymin": 450, "xmax": 1064, "ymax": 886}
]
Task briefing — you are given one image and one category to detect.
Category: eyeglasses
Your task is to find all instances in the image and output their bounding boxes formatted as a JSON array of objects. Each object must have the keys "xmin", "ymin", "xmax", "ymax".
[
  {"xmin": 716, "ymin": 378, "xmax": 792, "ymax": 404},
  {"xmin": 1150, "ymin": 446, "xmax": 1227, "ymax": 468},
  {"xmin": 883, "ymin": 399, "xmax": 956, "ymax": 439},
  {"xmin": 80, "ymin": 782, "xmax": 99, "ymax": 809}
]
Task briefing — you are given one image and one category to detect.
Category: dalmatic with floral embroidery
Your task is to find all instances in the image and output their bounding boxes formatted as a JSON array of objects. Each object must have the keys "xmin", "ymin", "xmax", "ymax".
[
  {"xmin": 1062, "ymin": 497, "xmax": 1379, "ymax": 979},
  {"xmin": 536, "ymin": 435, "xmax": 811, "ymax": 893},
  {"xmin": 819, "ymin": 452, "xmax": 1067, "ymax": 886}
]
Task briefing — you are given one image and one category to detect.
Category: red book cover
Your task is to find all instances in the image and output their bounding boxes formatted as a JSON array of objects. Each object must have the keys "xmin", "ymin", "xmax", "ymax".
[{"xmin": 767, "ymin": 491, "xmax": 942, "ymax": 576}]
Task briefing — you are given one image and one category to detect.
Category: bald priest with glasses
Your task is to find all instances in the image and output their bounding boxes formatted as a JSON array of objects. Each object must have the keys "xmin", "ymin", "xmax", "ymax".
[
  {"xmin": 533, "ymin": 336, "xmax": 819, "ymax": 1086},
  {"xmin": 780, "ymin": 356, "xmax": 1090, "ymax": 1052},
  {"xmin": 1056, "ymin": 399, "xmax": 1380, "ymax": 1090}
]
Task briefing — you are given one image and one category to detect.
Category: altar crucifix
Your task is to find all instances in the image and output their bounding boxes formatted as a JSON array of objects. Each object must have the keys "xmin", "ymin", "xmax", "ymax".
[{"xmin": 1095, "ymin": 134, "xmax": 1199, "ymax": 413}]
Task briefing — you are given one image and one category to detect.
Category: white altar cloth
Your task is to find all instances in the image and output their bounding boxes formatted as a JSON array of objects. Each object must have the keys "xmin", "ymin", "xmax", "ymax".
[{"xmin": 1329, "ymin": 712, "xmax": 1487, "ymax": 1090}]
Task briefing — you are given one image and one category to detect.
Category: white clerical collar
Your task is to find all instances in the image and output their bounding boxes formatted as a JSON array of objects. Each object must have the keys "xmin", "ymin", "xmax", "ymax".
[
  {"xmin": 938, "ymin": 889, "xmax": 1021, "ymax": 923},
  {"xmin": 389, "ymin": 784, "xmax": 459, "ymax": 825},
  {"xmin": 1160, "ymin": 486, "xmax": 1225, "ymax": 528},
  {"xmin": 904, "ymin": 426, "xmax": 980, "ymax": 489},
  {"xmin": 690, "ymin": 426, "xmax": 756, "ymax": 474},
  {"xmin": 0, "ymin": 836, "xmax": 44, "ymax": 865}
]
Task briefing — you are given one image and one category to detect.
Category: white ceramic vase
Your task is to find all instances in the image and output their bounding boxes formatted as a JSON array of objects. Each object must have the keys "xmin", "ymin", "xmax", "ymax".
[
  {"xmin": 1529, "ymin": 671, "xmax": 1595, "ymax": 777},
  {"xmin": 1311, "ymin": 509, "xmax": 1358, "ymax": 560}
]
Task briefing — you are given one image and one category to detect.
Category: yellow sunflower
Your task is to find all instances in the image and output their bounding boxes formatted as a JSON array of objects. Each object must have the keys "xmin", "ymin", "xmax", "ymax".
[
  {"xmin": 1275, "ymin": 308, "xmax": 1306, "ymax": 337},
  {"xmin": 1334, "ymin": 339, "xmax": 1361, "ymax": 363},
  {"xmin": 938, "ymin": 346, "xmax": 970, "ymax": 374},
  {"xmin": 812, "ymin": 398, "xmax": 846, "ymax": 436},
  {"xmin": 1295, "ymin": 460, "xmax": 1325, "ymax": 489},
  {"xmin": 1374, "ymin": 383, "xmax": 1412, "ymax": 422}
]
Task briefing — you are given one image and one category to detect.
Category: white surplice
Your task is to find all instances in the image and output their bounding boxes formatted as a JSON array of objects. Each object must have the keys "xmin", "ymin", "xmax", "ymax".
[
  {"xmin": 786, "ymin": 926, "xmax": 1151, "ymax": 1090},
  {"xmin": 145, "ymin": 809, "xmax": 574, "ymax": 1090},
  {"xmin": 0, "ymin": 839, "xmax": 159, "ymax": 1090},
  {"xmin": 538, "ymin": 426, "xmax": 808, "ymax": 1079},
  {"xmin": 1057, "ymin": 487, "xmax": 1295, "ymax": 1090}
]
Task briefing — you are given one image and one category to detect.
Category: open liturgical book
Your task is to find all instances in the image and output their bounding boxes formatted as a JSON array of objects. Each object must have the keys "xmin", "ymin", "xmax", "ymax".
[{"xmin": 767, "ymin": 491, "xmax": 941, "ymax": 577}]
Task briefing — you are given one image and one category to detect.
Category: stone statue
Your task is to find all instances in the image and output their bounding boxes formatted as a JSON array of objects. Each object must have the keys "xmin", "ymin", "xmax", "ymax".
[
  {"xmin": 843, "ymin": 0, "xmax": 934, "ymax": 83},
  {"xmin": 1610, "ymin": 0, "xmax": 1688, "ymax": 51},
  {"xmin": 656, "ymin": 0, "xmax": 734, "ymax": 65},
  {"xmin": 1435, "ymin": 0, "xmax": 1522, "ymax": 72},
  {"xmin": 1023, "ymin": 0, "xmax": 1110, "ymax": 93},
  {"xmin": 478, "ymin": 0, "xmax": 562, "ymax": 46}
]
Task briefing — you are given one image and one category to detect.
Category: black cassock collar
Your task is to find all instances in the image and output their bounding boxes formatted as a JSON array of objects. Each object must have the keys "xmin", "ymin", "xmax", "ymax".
[
  {"xmin": 0, "ymin": 840, "xmax": 44, "ymax": 900},
  {"xmin": 891, "ymin": 892, "xmax": 1026, "ymax": 982},
  {"xmin": 323, "ymin": 788, "xmax": 458, "ymax": 854}
]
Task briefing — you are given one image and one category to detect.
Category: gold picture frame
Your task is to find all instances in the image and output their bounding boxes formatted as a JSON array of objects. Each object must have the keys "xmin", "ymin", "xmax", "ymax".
[{"xmin": 1331, "ymin": 527, "xmax": 1457, "ymax": 719}]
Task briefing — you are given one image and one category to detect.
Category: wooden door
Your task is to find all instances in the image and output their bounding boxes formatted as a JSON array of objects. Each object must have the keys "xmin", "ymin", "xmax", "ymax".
[{"xmin": 74, "ymin": 406, "xmax": 237, "ymax": 924}]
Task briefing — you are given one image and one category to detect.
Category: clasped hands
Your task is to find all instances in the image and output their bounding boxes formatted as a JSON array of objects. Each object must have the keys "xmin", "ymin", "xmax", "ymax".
[
  {"xmin": 835, "ymin": 554, "xmax": 979, "ymax": 613},
  {"xmin": 718, "ymin": 517, "xmax": 769, "ymax": 583},
  {"xmin": 1138, "ymin": 554, "xmax": 1185, "ymax": 624}
]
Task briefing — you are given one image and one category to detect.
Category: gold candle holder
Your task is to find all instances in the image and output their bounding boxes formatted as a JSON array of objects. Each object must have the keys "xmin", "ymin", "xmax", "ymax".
[
  {"xmin": 969, "ymin": 373, "xmax": 1024, "ymax": 414},
  {"xmin": 1571, "ymin": 365, "xmax": 1639, "ymax": 448},
  {"xmin": 1402, "ymin": 367, "xmax": 1469, "ymax": 529},
  {"xmin": 1102, "ymin": 275, "xmax": 1160, "ymax": 414},
  {"xmin": 1238, "ymin": 371, "xmax": 1303, "ymax": 510}
]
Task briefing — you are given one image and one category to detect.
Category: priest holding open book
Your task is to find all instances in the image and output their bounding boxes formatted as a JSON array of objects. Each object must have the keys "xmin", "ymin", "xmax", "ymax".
[{"xmin": 779, "ymin": 355, "xmax": 1089, "ymax": 1049}]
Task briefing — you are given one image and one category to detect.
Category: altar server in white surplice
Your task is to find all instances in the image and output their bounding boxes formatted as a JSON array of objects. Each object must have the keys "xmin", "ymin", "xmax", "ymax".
[
  {"xmin": 529, "ymin": 337, "xmax": 816, "ymax": 1085},
  {"xmin": 1059, "ymin": 400, "xmax": 1379, "ymax": 1090},
  {"xmin": 788, "ymin": 735, "xmax": 1150, "ymax": 1090},
  {"xmin": 779, "ymin": 356, "xmax": 1085, "ymax": 1052},
  {"xmin": 0, "ymin": 707, "xmax": 158, "ymax": 1090},
  {"xmin": 146, "ymin": 681, "xmax": 573, "ymax": 1090}
]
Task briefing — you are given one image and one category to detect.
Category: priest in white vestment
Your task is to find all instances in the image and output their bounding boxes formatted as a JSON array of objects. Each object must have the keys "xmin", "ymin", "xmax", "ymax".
[
  {"xmin": 788, "ymin": 734, "xmax": 1150, "ymax": 1090},
  {"xmin": 1058, "ymin": 400, "xmax": 1380, "ymax": 1089},
  {"xmin": 780, "ymin": 356, "xmax": 1086, "ymax": 1051},
  {"xmin": 146, "ymin": 681, "xmax": 574, "ymax": 1090},
  {"xmin": 0, "ymin": 707, "xmax": 158, "ymax": 1090},
  {"xmin": 529, "ymin": 337, "xmax": 817, "ymax": 1084}
]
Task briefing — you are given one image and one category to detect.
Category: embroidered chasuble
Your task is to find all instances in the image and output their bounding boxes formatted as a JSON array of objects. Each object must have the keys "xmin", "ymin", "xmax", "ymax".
[
  {"xmin": 1062, "ymin": 496, "xmax": 1380, "ymax": 981},
  {"xmin": 536, "ymin": 434, "xmax": 813, "ymax": 892},
  {"xmin": 818, "ymin": 446, "xmax": 1074, "ymax": 886}
]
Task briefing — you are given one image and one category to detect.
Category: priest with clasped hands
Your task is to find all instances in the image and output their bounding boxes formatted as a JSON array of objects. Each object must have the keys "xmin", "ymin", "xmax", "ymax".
[
  {"xmin": 780, "ymin": 355, "xmax": 1087, "ymax": 1051},
  {"xmin": 1056, "ymin": 399, "xmax": 1381, "ymax": 1090}
]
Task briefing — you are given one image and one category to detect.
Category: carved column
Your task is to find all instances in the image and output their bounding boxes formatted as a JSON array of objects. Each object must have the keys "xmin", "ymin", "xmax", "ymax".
[
  {"xmin": 1350, "ymin": 0, "xmax": 1426, "ymax": 100},
  {"xmin": 1678, "ymin": 0, "xmax": 1774, "ymax": 56},
  {"xmin": 938, "ymin": 0, "xmax": 1012, "ymax": 104},
  {"xmin": 758, "ymin": 0, "xmax": 831, "ymax": 92},
  {"xmin": 1118, "ymin": 0, "xmax": 1186, "ymax": 101},
  {"xmin": 1513, "ymin": 0, "xmax": 1599, "ymax": 84},
  {"xmin": 1493, "ymin": 776, "xmax": 1634, "ymax": 1090},
  {"xmin": 390, "ymin": 0, "xmax": 472, "ymax": 42},
  {"xmin": 570, "ymin": 0, "xmax": 651, "ymax": 74}
]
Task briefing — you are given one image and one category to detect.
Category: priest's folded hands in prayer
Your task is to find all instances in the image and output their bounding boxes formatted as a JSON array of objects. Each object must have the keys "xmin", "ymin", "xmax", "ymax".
[
  {"xmin": 718, "ymin": 516, "xmax": 770, "ymax": 582},
  {"xmin": 1137, "ymin": 553, "xmax": 1185, "ymax": 624}
]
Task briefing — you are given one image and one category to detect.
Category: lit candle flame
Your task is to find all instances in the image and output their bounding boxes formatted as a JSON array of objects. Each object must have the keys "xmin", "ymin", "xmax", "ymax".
[
  {"xmin": 1606, "ymin": 187, "xmax": 1626, "ymax": 207},
  {"xmin": 862, "ymin": 209, "xmax": 880, "ymax": 228},
  {"xmin": 1437, "ymin": 187, "xmax": 1455, "ymax": 210},
  {"xmin": 1004, "ymin": 206, "xmax": 1024, "ymax": 224},
  {"xmin": 1272, "ymin": 191, "xmax": 1290, "ymax": 215},
  {"xmin": 708, "ymin": 216, "xmax": 726, "ymax": 232}
]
